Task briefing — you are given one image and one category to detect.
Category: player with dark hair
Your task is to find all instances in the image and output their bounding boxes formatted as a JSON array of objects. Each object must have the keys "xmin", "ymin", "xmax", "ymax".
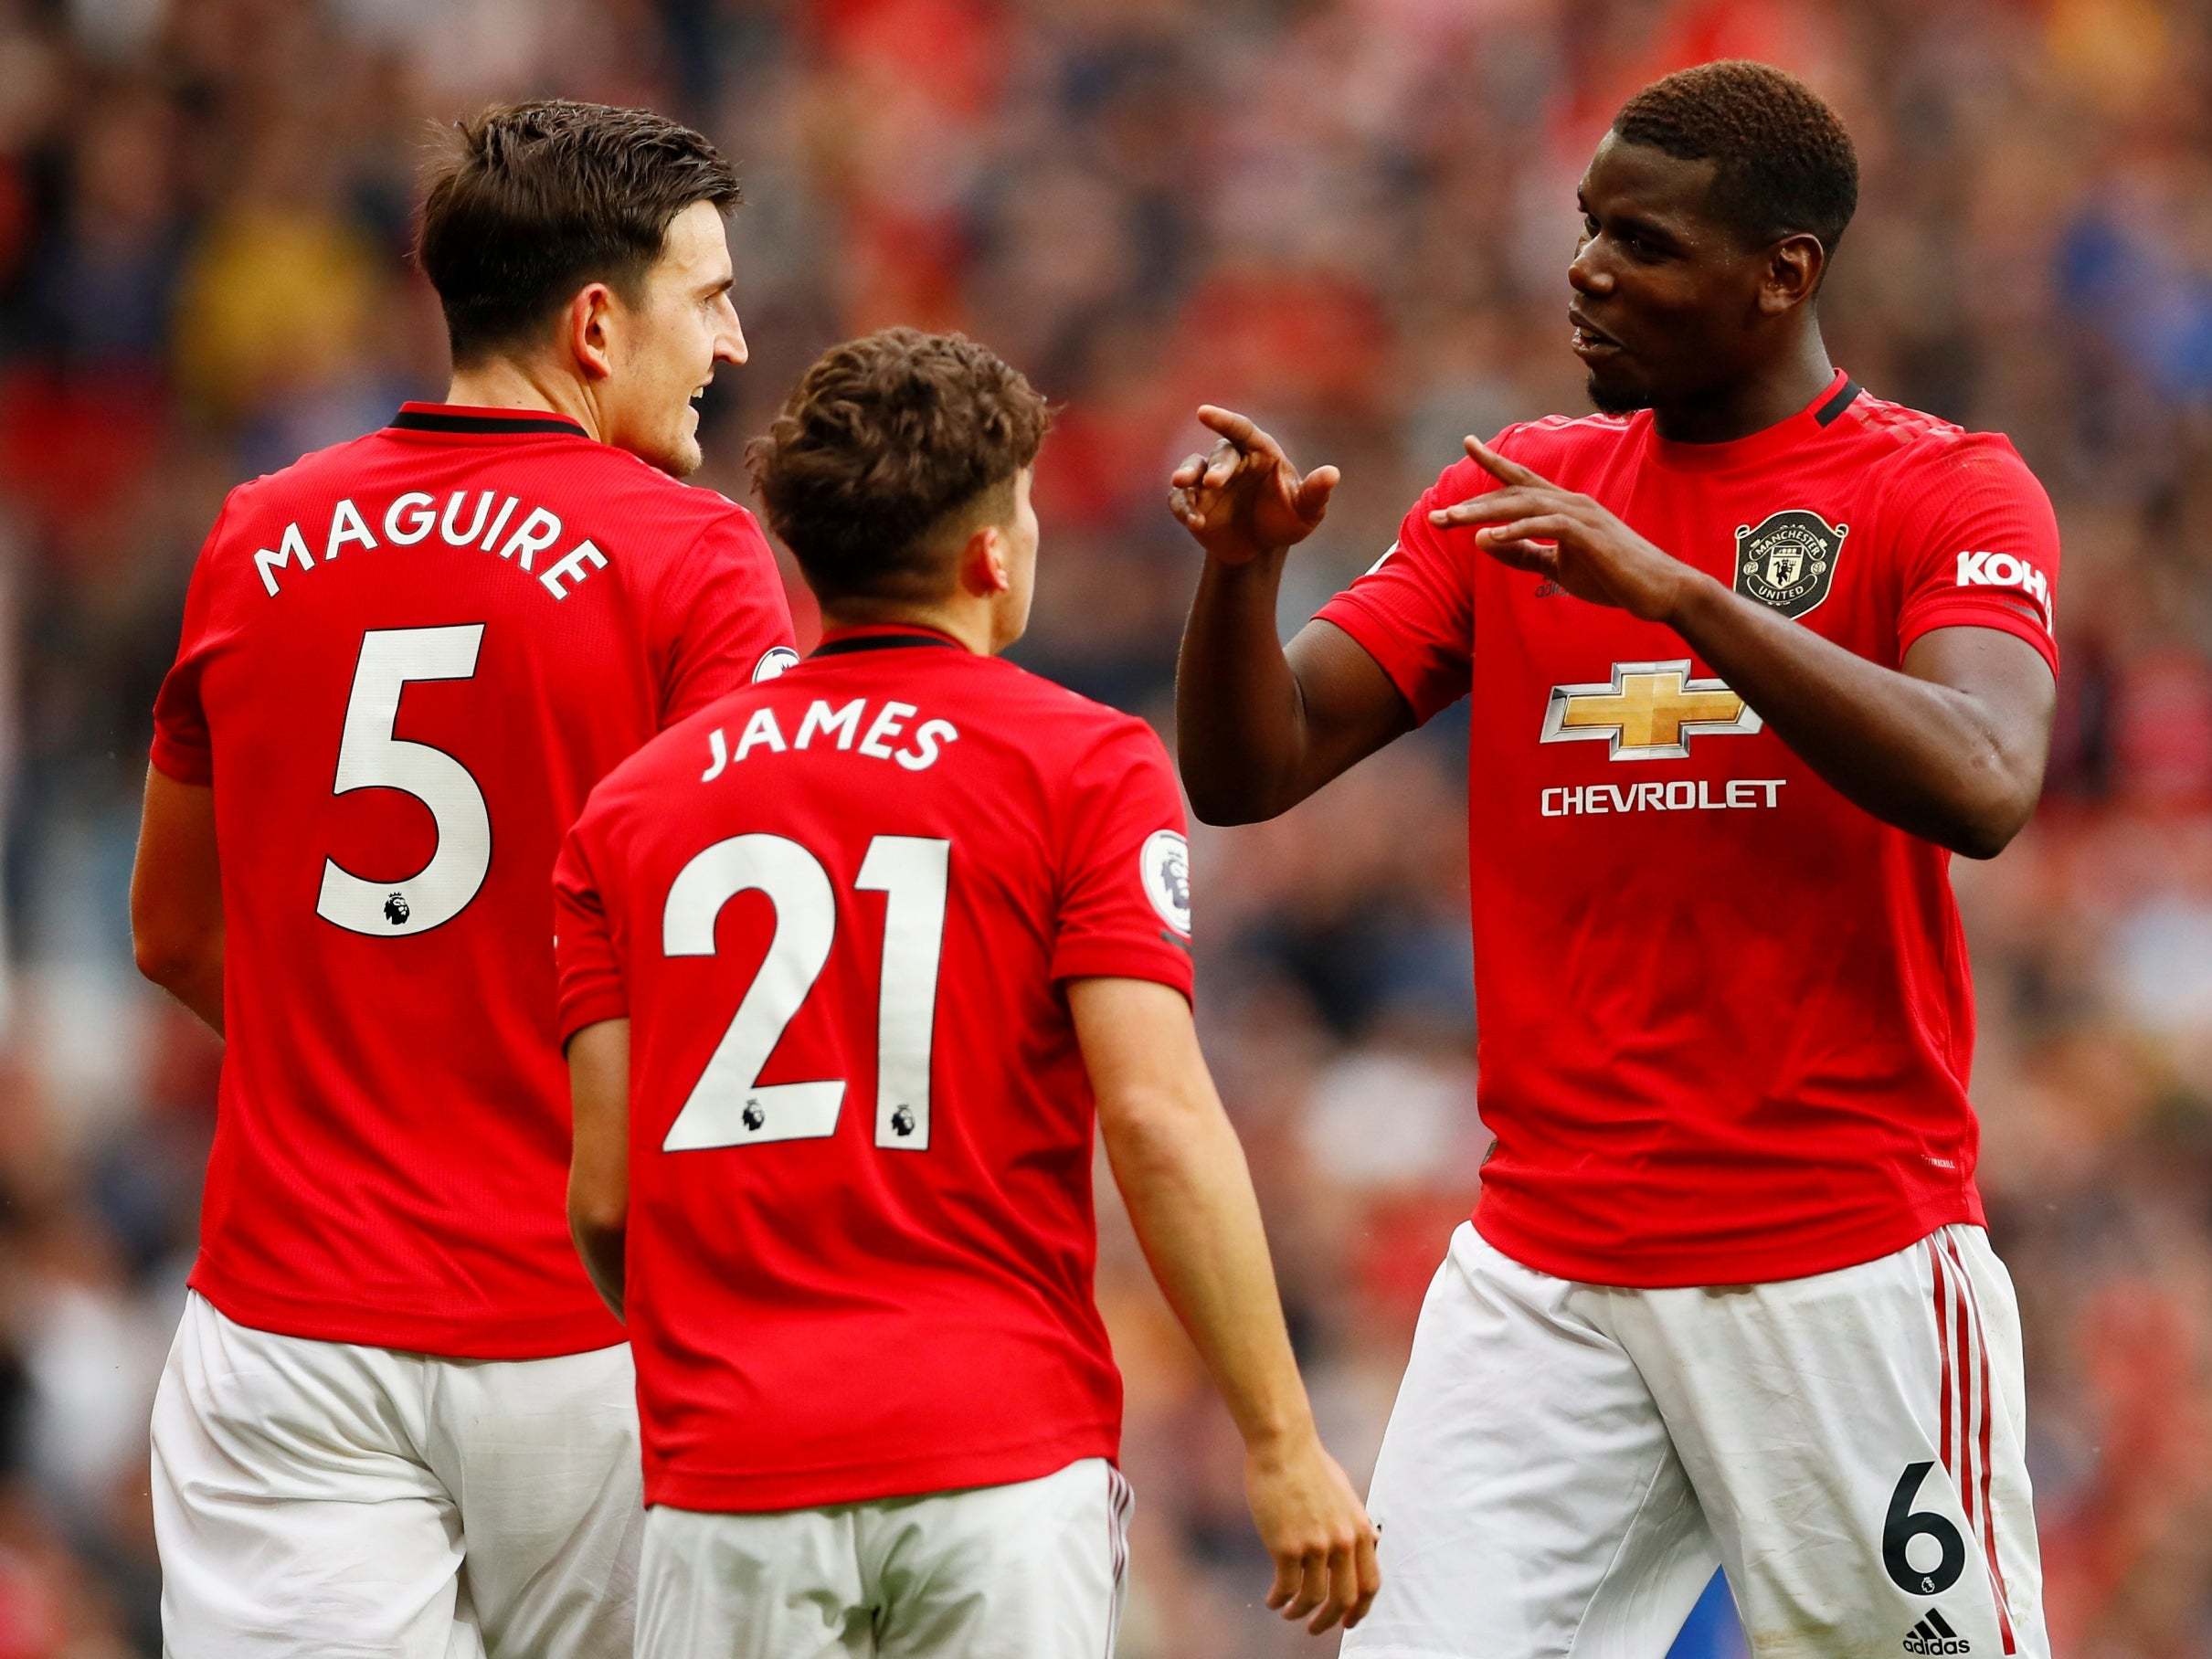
[
  {"xmin": 131, "ymin": 99, "xmax": 794, "ymax": 1657},
  {"xmin": 556, "ymin": 327, "xmax": 1380, "ymax": 1654},
  {"xmin": 1171, "ymin": 59, "xmax": 2056, "ymax": 1655}
]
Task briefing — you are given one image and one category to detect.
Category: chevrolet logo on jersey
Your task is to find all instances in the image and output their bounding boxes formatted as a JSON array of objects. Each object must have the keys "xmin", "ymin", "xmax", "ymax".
[{"xmin": 1540, "ymin": 660, "xmax": 1762, "ymax": 760}]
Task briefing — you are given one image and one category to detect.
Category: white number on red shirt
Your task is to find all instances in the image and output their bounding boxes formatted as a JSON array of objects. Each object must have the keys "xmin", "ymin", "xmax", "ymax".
[
  {"xmin": 316, "ymin": 625, "xmax": 491, "ymax": 937},
  {"xmin": 661, "ymin": 833, "xmax": 949, "ymax": 1153}
]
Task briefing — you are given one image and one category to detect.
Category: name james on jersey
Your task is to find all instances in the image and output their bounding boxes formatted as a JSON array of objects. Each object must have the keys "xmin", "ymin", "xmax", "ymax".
[{"xmin": 699, "ymin": 696, "xmax": 962, "ymax": 781}]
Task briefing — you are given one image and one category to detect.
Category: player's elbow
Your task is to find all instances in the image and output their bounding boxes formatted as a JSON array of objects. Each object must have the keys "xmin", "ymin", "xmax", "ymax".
[
  {"xmin": 1184, "ymin": 791, "xmax": 1257, "ymax": 828},
  {"xmin": 567, "ymin": 1187, "xmax": 628, "ymax": 1251},
  {"xmin": 131, "ymin": 929, "xmax": 179, "ymax": 990},
  {"xmin": 1942, "ymin": 750, "xmax": 2044, "ymax": 861},
  {"xmin": 1178, "ymin": 767, "xmax": 1280, "ymax": 828},
  {"xmin": 567, "ymin": 1157, "xmax": 628, "ymax": 1254},
  {"xmin": 132, "ymin": 914, "xmax": 215, "ymax": 994},
  {"xmin": 1178, "ymin": 765, "xmax": 1244, "ymax": 826},
  {"xmin": 1946, "ymin": 801, "xmax": 2030, "ymax": 861},
  {"xmin": 1098, "ymin": 1082, "xmax": 1231, "ymax": 1182}
]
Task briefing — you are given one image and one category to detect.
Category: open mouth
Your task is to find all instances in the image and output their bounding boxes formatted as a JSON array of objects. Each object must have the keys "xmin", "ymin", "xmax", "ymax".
[{"xmin": 1569, "ymin": 311, "xmax": 1622, "ymax": 358}]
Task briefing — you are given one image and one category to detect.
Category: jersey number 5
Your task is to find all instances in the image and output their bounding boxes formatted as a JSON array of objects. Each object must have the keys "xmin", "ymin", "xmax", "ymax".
[
  {"xmin": 318, "ymin": 626, "xmax": 491, "ymax": 938},
  {"xmin": 661, "ymin": 833, "xmax": 949, "ymax": 1154}
]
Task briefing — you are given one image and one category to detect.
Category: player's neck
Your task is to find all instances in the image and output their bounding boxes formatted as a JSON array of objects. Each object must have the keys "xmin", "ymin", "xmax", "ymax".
[
  {"xmin": 442, "ymin": 359, "xmax": 602, "ymax": 443},
  {"xmin": 1650, "ymin": 333, "xmax": 1836, "ymax": 446},
  {"xmin": 819, "ymin": 601, "xmax": 996, "ymax": 657}
]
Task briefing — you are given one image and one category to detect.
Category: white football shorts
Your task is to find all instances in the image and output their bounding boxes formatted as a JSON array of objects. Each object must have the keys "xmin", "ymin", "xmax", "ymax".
[
  {"xmin": 637, "ymin": 1455, "xmax": 1134, "ymax": 1659},
  {"xmin": 152, "ymin": 1290, "xmax": 642, "ymax": 1659},
  {"xmin": 1344, "ymin": 1221, "xmax": 2047, "ymax": 1658}
]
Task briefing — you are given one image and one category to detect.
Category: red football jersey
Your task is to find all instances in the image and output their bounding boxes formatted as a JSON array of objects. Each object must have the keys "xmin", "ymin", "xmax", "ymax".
[
  {"xmin": 553, "ymin": 627, "xmax": 1194, "ymax": 1511},
  {"xmin": 1316, "ymin": 372, "xmax": 2061, "ymax": 1287},
  {"xmin": 151, "ymin": 404, "xmax": 796, "ymax": 1357}
]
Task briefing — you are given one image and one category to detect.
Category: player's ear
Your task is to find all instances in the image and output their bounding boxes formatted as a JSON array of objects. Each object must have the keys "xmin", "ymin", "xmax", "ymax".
[
  {"xmin": 965, "ymin": 523, "xmax": 1011, "ymax": 597},
  {"xmin": 566, "ymin": 283, "xmax": 619, "ymax": 382},
  {"xmin": 1759, "ymin": 234, "xmax": 1824, "ymax": 316}
]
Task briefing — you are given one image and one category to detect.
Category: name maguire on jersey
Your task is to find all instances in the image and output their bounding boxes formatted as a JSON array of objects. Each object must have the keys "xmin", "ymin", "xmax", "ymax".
[{"xmin": 250, "ymin": 487, "xmax": 618, "ymax": 602}]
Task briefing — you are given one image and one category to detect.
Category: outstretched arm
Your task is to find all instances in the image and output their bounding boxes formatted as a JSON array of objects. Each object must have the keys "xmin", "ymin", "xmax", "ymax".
[
  {"xmin": 1074, "ymin": 975, "xmax": 1380, "ymax": 1634},
  {"xmin": 1435, "ymin": 437, "xmax": 2056, "ymax": 858},
  {"xmin": 1170, "ymin": 407, "xmax": 1413, "ymax": 824}
]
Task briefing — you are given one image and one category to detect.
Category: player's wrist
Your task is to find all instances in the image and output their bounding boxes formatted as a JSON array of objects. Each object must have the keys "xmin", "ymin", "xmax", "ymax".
[
  {"xmin": 1205, "ymin": 537, "xmax": 1288, "ymax": 571},
  {"xmin": 1657, "ymin": 565, "xmax": 1725, "ymax": 632},
  {"xmin": 1239, "ymin": 1401, "xmax": 1321, "ymax": 1457}
]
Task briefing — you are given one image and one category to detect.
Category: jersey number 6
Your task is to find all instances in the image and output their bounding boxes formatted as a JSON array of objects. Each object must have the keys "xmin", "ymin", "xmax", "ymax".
[
  {"xmin": 661, "ymin": 833, "xmax": 949, "ymax": 1154},
  {"xmin": 1882, "ymin": 1461, "xmax": 1967, "ymax": 1598}
]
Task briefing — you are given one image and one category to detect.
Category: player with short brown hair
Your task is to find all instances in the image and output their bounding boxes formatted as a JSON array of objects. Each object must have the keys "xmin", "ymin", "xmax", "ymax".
[
  {"xmin": 132, "ymin": 98, "xmax": 793, "ymax": 1658},
  {"xmin": 557, "ymin": 327, "xmax": 1379, "ymax": 1655}
]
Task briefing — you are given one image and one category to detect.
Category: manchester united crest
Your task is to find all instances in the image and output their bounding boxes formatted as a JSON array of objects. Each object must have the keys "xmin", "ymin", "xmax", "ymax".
[{"xmin": 1733, "ymin": 509, "xmax": 1847, "ymax": 619}]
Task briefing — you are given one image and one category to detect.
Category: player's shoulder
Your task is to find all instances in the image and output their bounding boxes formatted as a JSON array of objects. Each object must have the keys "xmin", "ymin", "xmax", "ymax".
[
  {"xmin": 1836, "ymin": 388, "xmax": 2045, "ymax": 497},
  {"xmin": 567, "ymin": 447, "xmax": 767, "ymax": 550},
  {"xmin": 979, "ymin": 668, "xmax": 1176, "ymax": 827},
  {"xmin": 1498, "ymin": 408, "xmax": 1640, "ymax": 462},
  {"xmin": 587, "ymin": 445, "xmax": 753, "ymax": 523},
  {"xmin": 1423, "ymin": 410, "xmax": 1640, "ymax": 501},
  {"xmin": 217, "ymin": 429, "xmax": 388, "ymax": 523},
  {"xmin": 987, "ymin": 659, "xmax": 1159, "ymax": 745}
]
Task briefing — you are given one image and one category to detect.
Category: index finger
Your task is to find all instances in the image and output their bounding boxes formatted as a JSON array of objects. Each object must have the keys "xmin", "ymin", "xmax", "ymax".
[
  {"xmin": 1197, "ymin": 404, "xmax": 1285, "ymax": 461},
  {"xmin": 1463, "ymin": 432, "xmax": 1551, "ymax": 490}
]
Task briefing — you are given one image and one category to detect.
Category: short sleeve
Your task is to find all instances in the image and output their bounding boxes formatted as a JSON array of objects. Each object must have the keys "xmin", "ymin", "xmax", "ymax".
[
  {"xmin": 553, "ymin": 808, "xmax": 629, "ymax": 1044},
  {"xmin": 1311, "ymin": 453, "xmax": 1491, "ymax": 725},
  {"xmin": 1890, "ymin": 435, "xmax": 2060, "ymax": 678},
  {"xmin": 1051, "ymin": 721, "xmax": 1195, "ymax": 1003},
  {"xmin": 656, "ymin": 505, "xmax": 799, "ymax": 727},
  {"xmin": 150, "ymin": 494, "xmax": 239, "ymax": 786}
]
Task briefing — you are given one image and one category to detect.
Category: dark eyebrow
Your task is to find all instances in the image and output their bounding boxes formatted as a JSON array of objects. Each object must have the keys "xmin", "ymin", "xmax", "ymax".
[
  {"xmin": 701, "ymin": 275, "xmax": 734, "ymax": 298},
  {"xmin": 1602, "ymin": 209, "xmax": 1678, "ymax": 248}
]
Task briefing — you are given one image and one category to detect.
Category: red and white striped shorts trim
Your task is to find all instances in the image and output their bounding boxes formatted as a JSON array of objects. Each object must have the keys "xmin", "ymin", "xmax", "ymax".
[
  {"xmin": 1927, "ymin": 1232, "xmax": 2017, "ymax": 1655},
  {"xmin": 1103, "ymin": 1464, "xmax": 1135, "ymax": 1659}
]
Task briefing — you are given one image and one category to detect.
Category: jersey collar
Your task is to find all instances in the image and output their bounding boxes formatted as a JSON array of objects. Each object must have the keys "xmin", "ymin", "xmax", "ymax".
[
  {"xmin": 1647, "ymin": 370, "xmax": 1861, "ymax": 473},
  {"xmin": 813, "ymin": 624, "xmax": 971, "ymax": 657},
  {"xmin": 387, "ymin": 402, "xmax": 588, "ymax": 438}
]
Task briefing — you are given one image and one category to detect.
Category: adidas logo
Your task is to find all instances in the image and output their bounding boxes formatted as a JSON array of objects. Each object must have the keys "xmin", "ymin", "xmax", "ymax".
[{"xmin": 1901, "ymin": 1608, "xmax": 1969, "ymax": 1654}]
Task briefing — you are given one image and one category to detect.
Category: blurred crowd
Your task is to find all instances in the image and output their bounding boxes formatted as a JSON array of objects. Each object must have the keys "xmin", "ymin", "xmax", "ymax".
[{"xmin": 3, "ymin": 0, "xmax": 2211, "ymax": 1653}]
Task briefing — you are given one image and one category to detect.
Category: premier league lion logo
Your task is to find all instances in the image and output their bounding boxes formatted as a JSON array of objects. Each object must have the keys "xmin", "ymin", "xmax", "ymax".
[
  {"xmin": 384, "ymin": 892, "xmax": 410, "ymax": 926},
  {"xmin": 1139, "ymin": 830, "xmax": 1191, "ymax": 936},
  {"xmin": 1158, "ymin": 844, "xmax": 1189, "ymax": 914}
]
